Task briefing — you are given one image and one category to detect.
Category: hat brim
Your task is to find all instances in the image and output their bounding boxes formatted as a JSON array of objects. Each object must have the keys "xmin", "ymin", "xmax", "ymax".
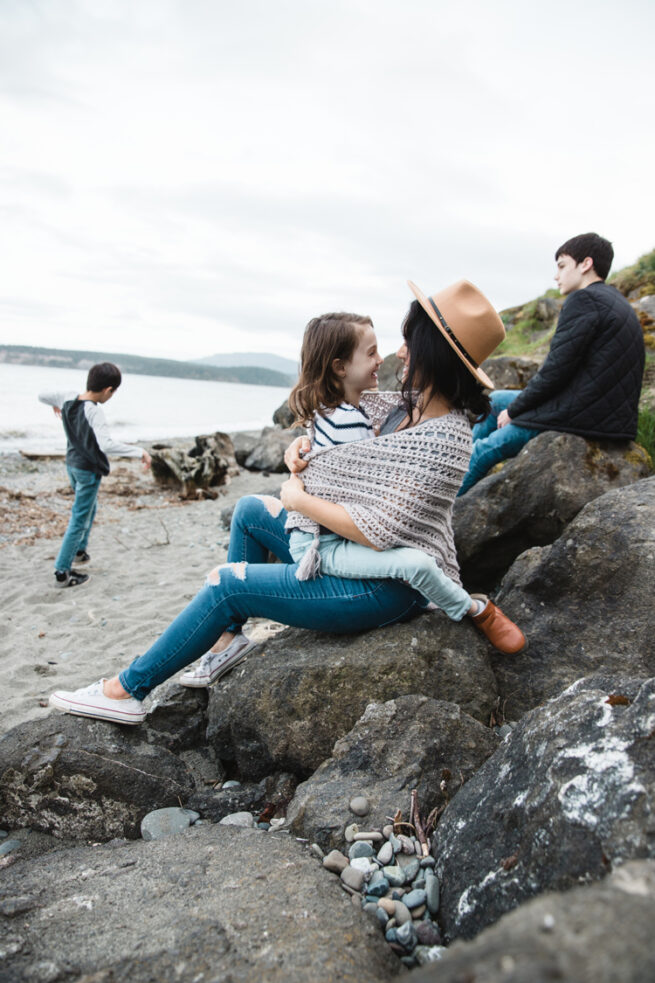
[{"xmin": 407, "ymin": 280, "xmax": 495, "ymax": 390}]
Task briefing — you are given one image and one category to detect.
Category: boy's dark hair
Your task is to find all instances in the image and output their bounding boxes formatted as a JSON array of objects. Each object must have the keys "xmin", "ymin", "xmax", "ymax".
[
  {"xmin": 555, "ymin": 233, "xmax": 614, "ymax": 281},
  {"xmin": 400, "ymin": 300, "xmax": 491, "ymax": 424},
  {"xmin": 288, "ymin": 313, "xmax": 373, "ymax": 426},
  {"xmin": 86, "ymin": 362, "xmax": 122, "ymax": 392}
]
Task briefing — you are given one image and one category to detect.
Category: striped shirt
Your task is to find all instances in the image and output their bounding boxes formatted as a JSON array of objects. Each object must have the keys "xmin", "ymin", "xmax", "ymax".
[{"xmin": 312, "ymin": 402, "xmax": 374, "ymax": 449}]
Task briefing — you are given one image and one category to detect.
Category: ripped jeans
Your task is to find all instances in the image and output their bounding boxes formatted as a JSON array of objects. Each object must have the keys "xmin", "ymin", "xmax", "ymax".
[{"xmin": 119, "ymin": 495, "xmax": 428, "ymax": 700}]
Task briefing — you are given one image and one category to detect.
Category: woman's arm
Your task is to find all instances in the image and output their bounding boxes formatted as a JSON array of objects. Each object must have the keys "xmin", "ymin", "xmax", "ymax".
[{"xmin": 280, "ymin": 474, "xmax": 378, "ymax": 549}]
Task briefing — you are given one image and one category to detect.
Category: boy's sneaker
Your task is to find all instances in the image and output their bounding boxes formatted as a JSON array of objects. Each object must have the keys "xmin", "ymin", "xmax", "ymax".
[
  {"xmin": 75, "ymin": 550, "xmax": 91, "ymax": 563},
  {"xmin": 55, "ymin": 569, "xmax": 89, "ymax": 588},
  {"xmin": 180, "ymin": 633, "xmax": 256, "ymax": 688},
  {"xmin": 49, "ymin": 680, "xmax": 146, "ymax": 725}
]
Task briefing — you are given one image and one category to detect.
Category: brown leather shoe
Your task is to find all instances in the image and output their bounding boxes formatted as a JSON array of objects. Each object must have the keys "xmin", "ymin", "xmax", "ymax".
[{"xmin": 470, "ymin": 594, "xmax": 526, "ymax": 654}]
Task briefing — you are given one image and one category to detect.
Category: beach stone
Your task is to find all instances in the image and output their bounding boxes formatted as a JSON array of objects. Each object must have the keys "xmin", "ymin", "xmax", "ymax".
[
  {"xmin": 396, "ymin": 920, "xmax": 417, "ymax": 950},
  {"xmin": 218, "ymin": 811, "xmax": 255, "ymax": 828},
  {"xmin": 349, "ymin": 857, "xmax": 376, "ymax": 876},
  {"xmin": 416, "ymin": 921, "xmax": 441, "ymax": 947},
  {"xmin": 366, "ymin": 877, "xmax": 389, "ymax": 899},
  {"xmin": 404, "ymin": 889, "xmax": 427, "ymax": 909},
  {"xmin": 323, "ymin": 850, "xmax": 349, "ymax": 874},
  {"xmin": 344, "ymin": 823, "xmax": 359, "ymax": 842},
  {"xmin": 393, "ymin": 901, "xmax": 412, "ymax": 926},
  {"xmin": 420, "ymin": 856, "xmax": 436, "ymax": 868},
  {"xmin": 411, "ymin": 904, "xmax": 427, "ymax": 919},
  {"xmin": 140, "ymin": 807, "xmax": 198, "ymax": 841},
  {"xmin": 349, "ymin": 795, "xmax": 370, "ymax": 817},
  {"xmin": 425, "ymin": 870, "xmax": 440, "ymax": 915},
  {"xmin": 0, "ymin": 839, "xmax": 21, "ymax": 857},
  {"xmin": 353, "ymin": 831, "xmax": 383, "ymax": 842},
  {"xmin": 377, "ymin": 841, "xmax": 393, "ymax": 865},
  {"xmin": 383, "ymin": 865, "xmax": 406, "ymax": 888},
  {"xmin": 414, "ymin": 945, "xmax": 446, "ymax": 966},
  {"xmin": 186, "ymin": 772, "xmax": 297, "ymax": 825},
  {"xmin": 378, "ymin": 897, "xmax": 395, "ymax": 916},
  {"xmin": 244, "ymin": 427, "xmax": 302, "ymax": 473},
  {"xmin": 411, "ymin": 861, "xmax": 655, "ymax": 983},
  {"xmin": 397, "ymin": 834, "xmax": 415, "ymax": 854},
  {"xmin": 206, "ymin": 621, "xmax": 498, "ymax": 780},
  {"xmin": 388, "ymin": 832, "xmax": 401, "ymax": 852},
  {"xmin": 397, "ymin": 856, "xmax": 421, "ymax": 882},
  {"xmin": 382, "ymin": 824, "xmax": 394, "ymax": 839},
  {"xmin": 0, "ymin": 823, "xmax": 399, "ymax": 983},
  {"xmin": 0, "ymin": 715, "xmax": 194, "ymax": 841},
  {"xmin": 432, "ymin": 676, "xmax": 655, "ymax": 942},
  {"xmin": 454, "ymin": 432, "xmax": 650, "ymax": 592},
  {"xmin": 492, "ymin": 478, "xmax": 655, "ymax": 719},
  {"xmin": 376, "ymin": 908, "xmax": 389, "ymax": 928},
  {"xmin": 286, "ymin": 696, "xmax": 496, "ymax": 851},
  {"xmin": 340, "ymin": 865, "xmax": 366, "ymax": 893},
  {"xmin": 231, "ymin": 431, "xmax": 258, "ymax": 466},
  {"xmin": 349, "ymin": 841, "xmax": 374, "ymax": 860}
]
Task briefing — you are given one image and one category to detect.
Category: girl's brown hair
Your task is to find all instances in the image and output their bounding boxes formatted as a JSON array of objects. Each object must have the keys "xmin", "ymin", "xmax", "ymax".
[{"xmin": 288, "ymin": 312, "xmax": 373, "ymax": 426}]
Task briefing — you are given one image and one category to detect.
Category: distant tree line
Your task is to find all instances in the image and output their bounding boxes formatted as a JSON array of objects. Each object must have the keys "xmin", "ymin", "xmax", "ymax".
[{"xmin": 0, "ymin": 345, "xmax": 294, "ymax": 388}]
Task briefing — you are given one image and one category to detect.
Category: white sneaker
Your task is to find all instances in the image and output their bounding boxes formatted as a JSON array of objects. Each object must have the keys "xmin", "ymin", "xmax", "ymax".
[
  {"xmin": 179, "ymin": 634, "xmax": 256, "ymax": 688},
  {"xmin": 49, "ymin": 680, "xmax": 146, "ymax": 725}
]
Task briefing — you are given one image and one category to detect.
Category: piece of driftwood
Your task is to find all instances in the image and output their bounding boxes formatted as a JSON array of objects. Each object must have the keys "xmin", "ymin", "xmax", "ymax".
[{"xmin": 150, "ymin": 432, "xmax": 239, "ymax": 499}]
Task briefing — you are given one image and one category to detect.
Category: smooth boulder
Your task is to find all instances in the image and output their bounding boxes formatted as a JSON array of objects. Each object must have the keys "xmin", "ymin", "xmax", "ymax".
[
  {"xmin": 244, "ymin": 426, "xmax": 303, "ymax": 472},
  {"xmin": 0, "ymin": 715, "xmax": 194, "ymax": 840},
  {"xmin": 431, "ymin": 675, "xmax": 655, "ymax": 941},
  {"xmin": 412, "ymin": 861, "xmax": 655, "ymax": 983},
  {"xmin": 491, "ymin": 476, "xmax": 655, "ymax": 718},
  {"xmin": 287, "ymin": 695, "xmax": 498, "ymax": 851},
  {"xmin": 0, "ymin": 824, "xmax": 398, "ymax": 983},
  {"xmin": 206, "ymin": 615, "xmax": 498, "ymax": 780},
  {"xmin": 454, "ymin": 432, "xmax": 650, "ymax": 592}
]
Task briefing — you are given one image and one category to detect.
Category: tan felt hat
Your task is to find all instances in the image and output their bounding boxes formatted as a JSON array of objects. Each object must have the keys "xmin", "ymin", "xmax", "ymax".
[{"xmin": 407, "ymin": 279, "xmax": 505, "ymax": 389}]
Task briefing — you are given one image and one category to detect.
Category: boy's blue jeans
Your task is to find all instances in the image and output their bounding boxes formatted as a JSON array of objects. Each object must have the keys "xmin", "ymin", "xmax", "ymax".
[
  {"xmin": 55, "ymin": 465, "xmax": 101, "ymax": 572},
  {"xmin": 457, "ymin": 390, "xmax": 541, "ymax": 496},
  {"xmin": 119, "ymin": 495, "xmax": 428, "ymax": 701},
  {"xmin": 289, "ymin": 531, "xmax": 472, "ymax": 621}
]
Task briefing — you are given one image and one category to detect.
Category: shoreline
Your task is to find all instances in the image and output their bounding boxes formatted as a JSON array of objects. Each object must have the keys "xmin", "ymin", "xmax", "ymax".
[{"xmin": 0, "ymin": 433, "xmax": 287, "ymax": 735}]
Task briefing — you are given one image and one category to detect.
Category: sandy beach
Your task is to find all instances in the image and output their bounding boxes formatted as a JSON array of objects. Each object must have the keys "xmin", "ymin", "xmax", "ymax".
[{"xmin": 0, "ymin": 442, "xmax": 286, "ymax": 735}]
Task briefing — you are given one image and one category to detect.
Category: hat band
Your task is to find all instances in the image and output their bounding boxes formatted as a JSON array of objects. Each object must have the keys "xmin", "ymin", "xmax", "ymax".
[{"xmin": 428, "ymin": 297, "xmax": 479, "ymax": 369}]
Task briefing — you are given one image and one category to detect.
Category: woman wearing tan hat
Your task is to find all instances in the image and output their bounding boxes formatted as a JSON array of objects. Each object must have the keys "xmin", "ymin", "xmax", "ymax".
[{"xmin": 48, "ymin": 280, "xmax": 525, "ymax": 726}]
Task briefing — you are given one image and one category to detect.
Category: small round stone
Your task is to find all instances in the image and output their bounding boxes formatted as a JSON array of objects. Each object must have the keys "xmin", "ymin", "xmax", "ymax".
[
  {"xmin": 310, "ymin": 843, "xmax": 324, "ymax": 860},
  {"xmin": 366, "ymin": 877, "xmax": 390, "ymax": 898},
  {"xmin": 376, "ymin": 907, "xmax": 389, "ymax": 928},
  {"xmin": 420, "ymin": 856, "xmax": 436, "ymax": 868},
  {"xmin": 221, "ymin": 780, "xmax": 241, "ymax": 789},
  {"xmin": 349, "ymin": 796, "xmax": 370, "ymax": 817},
  {"xmin": 398, "ymin": 834, "xmax": 415, "ymax": 854},
  {"xmin": 218, "ymin": 811, "xmax": 255, "ymax": 828},
  {"xmin": 0, "ymin": 840, "xmax": 21, "ymax": 858},
  {"xmin": 353, "ymin": 830, "xmax": 383, "ymax": 842},
  {"xmin": 344, "ymin": 823, "xmax": 360, "ymax": 842},
  {"xmin": 350, "ymin": 856, "xmax": 376, "ymax": 876},
  {"xmin": 396, "ymin": 920, "xmax": 418, "ymax": 951},
  {"xmin": 382, "ymin": 824, "xmax": 394, "ymax": 839},
  {"xmin": 349, "ymin": 841, "xmax": 374, "ymax": 860},
  {"xmin": 411, "ymin": 904, "xmax": 427, "ymax": 919},
  {"xmin": 377, "ymin": 841, "xmax": 393, "ymax": 865},
  {"xmin": 384, "ymin": 926, "xmax": 398, "ymax": 944},
  {"xmin": 378, "ymin": 897, "xmax": 395, "ymax": 916},
  {"xmin": 141, "ymin": 807, "xmax": 194, "ymax": 841},
  {"xmin": 393, "ymin": 900, "xmax": 412, "ymax": 926},
  {"xmin": 382, "ymin": 865, "xmax": 405, "ymax": 888},
  {"xmin": 416, "ymin": 921, "xmax": 442, "ymax": 946},
  {"xmin": 341, "ymin": 865, "xmax": 366, "ymax": 892},
  {"xmin": 404, "ymin": 889, "xmax": 427, "ymax": 909},
  {"xmin": 323, "ymin": 850, "xmax": 349, "ymax": 874},
  {"xmin": 399, "ymin": 857, "xmax": 421, "ymax": 883},
  {"xmin": 425, "ymin": 870, "xmax": 440, "ymax": 915}
]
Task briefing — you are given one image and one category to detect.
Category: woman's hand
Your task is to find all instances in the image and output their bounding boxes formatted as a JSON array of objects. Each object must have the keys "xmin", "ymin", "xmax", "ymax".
[
  {"xmin": 284, "ymin": 436, "xmax": 310, "ymax": 474},
  {"xmin": 280, "ymin": 473, "xmax": 307, "ymax": 513}
]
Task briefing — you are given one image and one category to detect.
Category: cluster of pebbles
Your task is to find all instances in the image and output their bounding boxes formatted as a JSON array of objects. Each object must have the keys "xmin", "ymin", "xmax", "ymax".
[{"xmin": 315, "ymin": 796, "xmax": 443, "ymax": 969}]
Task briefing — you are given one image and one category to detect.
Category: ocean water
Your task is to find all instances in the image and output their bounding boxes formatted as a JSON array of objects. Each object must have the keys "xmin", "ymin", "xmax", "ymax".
[{"xmin": 0, "ymin": 363, "xmax": 291, "ymax": 455}]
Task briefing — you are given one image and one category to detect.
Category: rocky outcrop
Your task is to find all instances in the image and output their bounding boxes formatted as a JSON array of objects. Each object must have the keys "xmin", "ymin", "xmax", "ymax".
[
  {"xmin": 286, "ymin": 696, "xmax": 498, "ymax": 851},
  {"xmin": 150, "ymin": 432, "xmax": 239, "ymax": 498},
  {"xmin": 491, "ymin": 476, "xmax": 655, "ymax": 718},
  {"xmin": 454, "ymin": 432, "xmax": 651, "ymax": 592},
  {"xmin": 0, "ymin": 715, "xmax": 194, "ymax": 840},
  {"xmin": 0, "ymin": 824, "xmax": 398, "ymax": 983},
  {"xmin": 479, "ymin": 354, "xmax": 540, "ymax": 390},
  {"xmin": 430, "ymin": 676, "xmax": 655, "ymax": 941},
  {"xmin": 412, "ymin": 860, "xmax": 655, "ymax": 983},
  {"xmin": 243, "ymin": 425, "xmax": 303, "ymax": 472},
  {"xmin": 205, "ymin": 616, "xmax": 498, "ymax": 780}
]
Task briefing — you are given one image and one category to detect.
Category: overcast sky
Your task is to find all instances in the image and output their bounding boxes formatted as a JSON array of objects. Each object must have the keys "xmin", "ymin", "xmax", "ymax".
[{"xmin": 1, "ymin": 0, "xmax": 653, "ymax": 363}]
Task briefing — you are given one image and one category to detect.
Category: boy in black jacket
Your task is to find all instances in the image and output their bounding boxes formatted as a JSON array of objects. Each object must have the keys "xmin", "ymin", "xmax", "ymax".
[
  {"xmin": 39, "ymin": 362, "xmax": 151, "ymax": 587},
  {"xmin": 458, "ymin": 233, "xmax": 645, "ymax": 495}
]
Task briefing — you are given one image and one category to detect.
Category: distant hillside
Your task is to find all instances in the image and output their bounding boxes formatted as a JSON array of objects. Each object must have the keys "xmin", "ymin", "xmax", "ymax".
[
  {"xmin": 0, "ymin": 345, "xmax": 293, "ymax": 388},
  {"xmin": 194, "ymin": 351, "xmax": 298, "ymax": 377}
]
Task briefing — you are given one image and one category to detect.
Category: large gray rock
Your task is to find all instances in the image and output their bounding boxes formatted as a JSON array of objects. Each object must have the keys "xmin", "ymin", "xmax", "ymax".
[
  {"xmin": 0, "ymin": 824, "xmax": 398, "ymax": 983},
  {"xmin": 0, "ymin": 715, "xmax": 194, "ymax": 840},
  {"xmin": 491, "ymin": 477, "xmax": 655, "ymax": 718},
  {"xmin": 413, "ymin": 860, "xmax": 655, "ymax": 983},
  {"xmin": 431, "ymin": 676, "xmax": 655, "ymax": 942},
  {"xmin": 454, "ymin": 432, "xmax": 651, "ymax": 592},
  {"xmin": 150, "ymin": 431, "xmax": 239, "ymax": 498},
  {"xmin": 272, "ymin": 399, "xmax": 295, "ymax": 428},
  {"xmin": 206, "ymin": 615, "xmax": 498, "ymax": 780},
  {"xmin": 287, "ymin": 695, "xmax": 498, "ymax": 851},
  {"xmin": 244, "ymin": 426, "xmax": 303, "ymax": 472},
  {"xmin": 479, "ymin": 354, "xmax": 540, "ymax": 390}
]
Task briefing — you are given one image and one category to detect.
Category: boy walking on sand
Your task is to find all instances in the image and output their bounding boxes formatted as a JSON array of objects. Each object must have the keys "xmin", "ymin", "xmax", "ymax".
[{"xmin": 39, "ymin": 362, "xmax": 151, "ymax": 588}]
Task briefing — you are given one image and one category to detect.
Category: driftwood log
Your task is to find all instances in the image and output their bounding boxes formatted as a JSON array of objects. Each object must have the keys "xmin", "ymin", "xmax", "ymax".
[{"xmin": 150, "ymin": 432, "xmax": 239, "ymax": 499}]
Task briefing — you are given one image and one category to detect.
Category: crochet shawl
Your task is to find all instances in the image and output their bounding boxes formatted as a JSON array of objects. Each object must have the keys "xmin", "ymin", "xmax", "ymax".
[{"xmin": 285, "ymin": 392, "xmax": 472, "ymax": 585}]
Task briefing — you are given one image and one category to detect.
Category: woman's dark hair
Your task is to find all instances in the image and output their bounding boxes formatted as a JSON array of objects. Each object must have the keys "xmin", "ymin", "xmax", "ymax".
[
  {"xmin": 400, "ymin": 300, "xmax": 491, "ymax": 424},
  {"xmin": 86, "ymin": 362, "xmax": 122, "ymax": 392},
  {"xmin": 288, "ymin": 312, "xmax": 372, "ymax": 426}
]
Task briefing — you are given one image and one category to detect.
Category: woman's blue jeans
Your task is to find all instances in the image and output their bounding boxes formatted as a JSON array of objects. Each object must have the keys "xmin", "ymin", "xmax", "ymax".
[
  {"xmin": 55, "ymin": 466, "xmax": 101, "ymax": 571},
  {"xmin": 119, "ymin": 495, "xmax": 428, "ymax": 700},
  {"xmin": 457, "ymin": 390, "xmax": 540, "ymax": 496}
]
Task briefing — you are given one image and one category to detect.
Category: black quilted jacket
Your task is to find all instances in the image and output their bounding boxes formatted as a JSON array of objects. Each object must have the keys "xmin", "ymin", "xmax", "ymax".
[{"xmin": 508, "ymin": 282, "xmax": 644, "ymax": 439}]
